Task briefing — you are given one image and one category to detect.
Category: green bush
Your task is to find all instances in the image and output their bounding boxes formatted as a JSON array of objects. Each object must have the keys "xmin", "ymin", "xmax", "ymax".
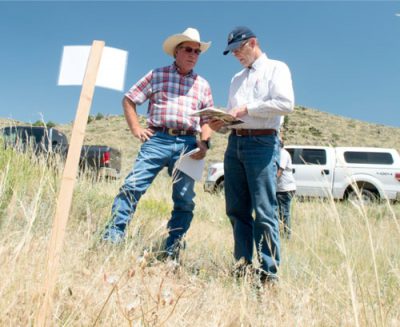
[
  {"xmin": 87, "ymin": 115, "xmax": 95, "ymax": 124},
  {"xmin": 32, "ymin": 120, "xmax": 56, "ymax": 128},
  {"xmin": 95, "ymin": 112, "xmax": 104, "ymax": 120}
]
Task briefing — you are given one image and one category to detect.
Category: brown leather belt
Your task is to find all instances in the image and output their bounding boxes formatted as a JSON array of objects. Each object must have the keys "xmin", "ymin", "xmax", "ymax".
[
  {"xmin": 231, "ymin": 128, "xmax": 277, "ymax": 136},
  {"xmin": 150, "ymin": 127, "xmax": 198, "ymax": 136}
]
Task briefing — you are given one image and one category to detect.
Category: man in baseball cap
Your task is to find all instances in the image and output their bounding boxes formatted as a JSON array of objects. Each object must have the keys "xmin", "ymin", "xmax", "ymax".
[
  {"xmin": 210, "ymin": 26, "xmax": 295, "ymax": 286},
  {"xmin": 223, "ymin": 26, "xmax": 256, "ymax": 55}
]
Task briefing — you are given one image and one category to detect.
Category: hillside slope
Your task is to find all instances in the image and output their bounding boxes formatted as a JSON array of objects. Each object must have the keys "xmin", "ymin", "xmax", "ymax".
[
  {"xmin": 283, "ymin": 106, "xmax": 400, "ymax": 150},
  {"xmin": 2, "ymin": 106, "xmax": 400, "ymax": 175}
]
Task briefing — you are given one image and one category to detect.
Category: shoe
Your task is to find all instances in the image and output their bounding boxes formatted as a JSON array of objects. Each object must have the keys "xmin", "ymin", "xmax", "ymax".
[
  {"xmin": 251, "ymin": 267, "xmax": 278, "ymax": 286},
  {"xmin": 163, "ymin": 239, "xmax": 185, "ymax": 261},
  {"xmin": 102, "ymin": 229, "xmax": 125, "ymax": 244},
  {"xmin": 231, "ymin": 259, "xmax": 253, "ymax": 280}
]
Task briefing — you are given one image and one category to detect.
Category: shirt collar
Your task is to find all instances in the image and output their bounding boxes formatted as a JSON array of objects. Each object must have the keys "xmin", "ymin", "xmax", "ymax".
[
  {"xmin": 249, "ymin": 53, "xmax": 267, "ymax": 71},
  {"xmin": 172, "ymin": 62, "xmax": 196, "ymax": 77}
]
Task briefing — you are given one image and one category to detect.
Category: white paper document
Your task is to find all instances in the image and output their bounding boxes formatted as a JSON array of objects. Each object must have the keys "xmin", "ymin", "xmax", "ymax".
[
  {"xmin": 174, "ymin": 148, "xmax": 205, "ymax": 181},
  {"xmin": 58, "ymin": 45, "xmax": 128, "ymax": 91}
]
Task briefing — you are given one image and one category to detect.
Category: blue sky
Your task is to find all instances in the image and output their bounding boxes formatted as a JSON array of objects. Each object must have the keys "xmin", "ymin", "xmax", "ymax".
[{"xmin": 1, "ymin": 1, "xmax": 399, "ymax": 127}]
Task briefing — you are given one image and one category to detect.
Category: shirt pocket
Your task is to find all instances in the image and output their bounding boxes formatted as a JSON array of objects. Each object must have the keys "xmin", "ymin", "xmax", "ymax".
[
  {"xmin": 151, "ymin": 85, "xmax": 166, "ymax": 104},
  {"xmin": 151, "ymin": 84, "xmax": 180, "ymax": 104},
  {"xmin": 253, "ymin": 77, "xmax": 270, "ymax": 99}
]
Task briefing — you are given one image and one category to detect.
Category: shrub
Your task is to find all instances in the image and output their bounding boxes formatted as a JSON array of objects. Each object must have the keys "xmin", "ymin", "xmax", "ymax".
[
  {"xmin": 95, "ymin": 113, "xmax": 104, "ymax": 121},
  {"xmin": 32, "ymin": 120, "xmax": 56, "ymax": 128}
]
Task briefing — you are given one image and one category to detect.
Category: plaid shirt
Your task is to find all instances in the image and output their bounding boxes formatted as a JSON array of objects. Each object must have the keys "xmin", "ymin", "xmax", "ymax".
[{"xmin": 125, "ymin": 63, "xmax": 214, "ymax": 132}]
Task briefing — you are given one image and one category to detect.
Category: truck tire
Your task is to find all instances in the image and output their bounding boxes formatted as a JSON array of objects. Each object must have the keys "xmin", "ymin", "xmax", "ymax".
[
  {"xmin": 347, "ymin": 188, "xmax": 378, "ymax": 204},
  {"xmin": 215, "ymin": 180, "xmax": 225, "ymax": 194}
]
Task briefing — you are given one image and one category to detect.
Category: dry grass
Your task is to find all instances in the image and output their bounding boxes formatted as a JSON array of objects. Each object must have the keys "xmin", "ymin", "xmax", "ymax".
[
  {"xmin": 0, "ymin": 144, "xmax": 400, "ymax": 326},
  {"xmin": 1, "ymin": 109, "xmax": 400, "ymax": 326}
]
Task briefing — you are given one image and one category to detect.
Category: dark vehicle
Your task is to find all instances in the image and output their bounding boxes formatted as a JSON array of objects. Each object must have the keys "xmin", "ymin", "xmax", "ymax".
[{"xmin": 1, "ymin": 126, "xmax": 121, "ymax": 179}]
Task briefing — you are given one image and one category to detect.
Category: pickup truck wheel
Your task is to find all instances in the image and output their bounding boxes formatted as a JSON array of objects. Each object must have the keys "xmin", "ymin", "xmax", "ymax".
[
  {"xmin": 347, "ymin": 189, "xmax": 378, "ymax": 205},
  {"xmin": 215, "ymin": 180, "xmax": 225, "ymax": 194}
]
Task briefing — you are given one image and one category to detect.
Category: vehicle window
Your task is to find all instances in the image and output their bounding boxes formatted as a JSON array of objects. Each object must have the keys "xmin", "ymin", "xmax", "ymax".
[
  {"xmin": 15, "ymin": 128, "xmax": 46, "ymax": 148},
  {"xmin": 2, "ymin": 127, "xmax": 12, "ymax": 136},
  {"xmin": 2, "ymin": 127, "xmax": 17, "ymax": 143},
  {"xmin": 31, "ymin": 128, "xmax": 47, "ymax": 145},
  {"xmin": 295, "ymin": 149, "xmax": 327, "ymax": 165},
  {"xmin": 286, "ymin": 148, "xmax": 294, "ymax": 160},
  {"xmin": 344, "ymin": 151, "xmax": 394, "ymax": 164}
]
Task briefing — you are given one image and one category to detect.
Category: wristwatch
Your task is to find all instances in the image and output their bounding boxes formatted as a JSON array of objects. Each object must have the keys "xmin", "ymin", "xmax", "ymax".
[{"xmin": 201, "ymin": 139, "xmax": 211, "ymax": 150}]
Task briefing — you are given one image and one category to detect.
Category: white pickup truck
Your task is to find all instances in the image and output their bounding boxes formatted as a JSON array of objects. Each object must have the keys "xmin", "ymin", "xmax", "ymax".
[{"xmin": 204, "ymin": 146, "xmax": 400, "ymax": 202}]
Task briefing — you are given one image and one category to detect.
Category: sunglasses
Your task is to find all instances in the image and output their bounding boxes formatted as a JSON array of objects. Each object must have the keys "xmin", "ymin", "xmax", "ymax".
[
  {"xmin": 232, "ymin": 40, "xmax": 249, "ymax": 54},
  {"xmin": 179, "ymin": 46, "xmax": 202, "ymax": 55}
]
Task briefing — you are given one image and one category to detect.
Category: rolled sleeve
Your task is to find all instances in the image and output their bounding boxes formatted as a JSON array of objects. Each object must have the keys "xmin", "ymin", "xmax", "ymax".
[{"xmin": 125, "ymin": 70, "xmax": 153, "ymax": 105}]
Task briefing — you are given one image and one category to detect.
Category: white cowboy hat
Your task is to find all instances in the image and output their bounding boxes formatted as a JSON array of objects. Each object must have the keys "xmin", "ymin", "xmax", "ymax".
[{"xmin": 163, "ymin": 27, "xmax": 211, "ymax": 57}]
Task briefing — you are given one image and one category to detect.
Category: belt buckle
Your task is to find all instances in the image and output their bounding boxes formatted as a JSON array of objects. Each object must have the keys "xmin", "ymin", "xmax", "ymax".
[
  {"xmin": 167, "ymin": 128, "xmax": 179, "ymax": 136},
  {"xmin": 236, "ymin": 129, "xmax": 243, "ymax": 137}
]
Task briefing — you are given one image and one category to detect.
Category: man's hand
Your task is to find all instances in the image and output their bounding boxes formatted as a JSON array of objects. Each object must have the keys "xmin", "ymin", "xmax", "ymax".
[
  {"xmin": 190, "ymin": 140, "xmax": 208, "ymax": 160},
  {"xmin": 132, "ymin": 126, "xmax": 154, "ymax": 143},
  {"xmin": 229, "ymin": 105, "xmax": 248, "ymax": 118},
  {"xmin": 208, "ymin": 118, "xmax": 225, "ymax": 132},
  {"xmin": 123, "ymin": 97, "xmax": 154, "ymax": 143}
]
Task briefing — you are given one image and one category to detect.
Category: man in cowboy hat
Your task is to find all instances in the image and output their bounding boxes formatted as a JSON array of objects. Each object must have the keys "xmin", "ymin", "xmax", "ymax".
[
  {"xmin": 210, "ymin": 26, "xmax": 294, "ymax": 284},
  {"xmin": 102, "ymin": 27, "xmax": 214, "ymax": 260}
]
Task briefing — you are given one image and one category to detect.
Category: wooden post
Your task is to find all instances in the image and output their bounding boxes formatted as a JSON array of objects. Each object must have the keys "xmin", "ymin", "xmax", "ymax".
[{"xmin": 36, "ymin": 40, "xmax": 105, "ymax": 327}]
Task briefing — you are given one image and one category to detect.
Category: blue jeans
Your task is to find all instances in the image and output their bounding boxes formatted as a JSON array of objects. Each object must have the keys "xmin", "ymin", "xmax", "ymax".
[
  {"xmin": 103, "ymin": 132, "xmax": 197, "ymax": 257},
  {"xmin": 277, "ymin": 191, "xmax": 295, "ymax": 238},
  {"xmin": 224, "ymin": 133, "xmax": 280, "ymax": 278}
]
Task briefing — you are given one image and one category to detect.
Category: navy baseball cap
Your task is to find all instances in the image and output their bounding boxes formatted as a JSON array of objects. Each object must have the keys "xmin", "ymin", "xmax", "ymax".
[{"xmin": 223, "ymin": 26, "xmax": 256, "ymax": 55}]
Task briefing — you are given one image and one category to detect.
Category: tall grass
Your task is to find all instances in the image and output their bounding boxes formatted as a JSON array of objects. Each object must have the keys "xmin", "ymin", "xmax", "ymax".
[{"xmin": 0, "ymin": 146, "xmax": 399, "ymax": 326}]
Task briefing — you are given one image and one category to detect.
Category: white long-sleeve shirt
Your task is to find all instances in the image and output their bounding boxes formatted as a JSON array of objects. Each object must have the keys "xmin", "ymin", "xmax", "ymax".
[
  {"xmin": 277, "ymin": 148, "xmax": 296, "ymax": 192},
  {"xmin": 227, "ymin": 53, "xmax": 294, "ymax": 130}
]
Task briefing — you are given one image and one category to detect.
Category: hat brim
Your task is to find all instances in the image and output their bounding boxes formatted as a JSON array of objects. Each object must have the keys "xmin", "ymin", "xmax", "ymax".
[
  {"xmin": 223, "ymin": 40, "xmax": 244, "ymax": 55},
  {"xmin": 163, "ymin": 34, "xmax": 211, "ymax": 57}
]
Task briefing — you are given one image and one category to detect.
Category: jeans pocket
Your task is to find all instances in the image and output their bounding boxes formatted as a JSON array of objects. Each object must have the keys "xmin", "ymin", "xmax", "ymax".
[{"xmin": 253, "ymin": 135, "xmax": 276, "ymax": 147}]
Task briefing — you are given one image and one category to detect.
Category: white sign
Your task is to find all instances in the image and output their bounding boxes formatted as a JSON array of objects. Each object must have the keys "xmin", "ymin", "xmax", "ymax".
[{"xmin": 58, "ymin": 45, "xmax": 128, "ymax": 91}]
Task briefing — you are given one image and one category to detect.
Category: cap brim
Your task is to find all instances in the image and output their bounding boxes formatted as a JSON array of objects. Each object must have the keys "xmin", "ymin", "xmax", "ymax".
[{"xmin": 222, "ymin": 40, "xmax": 242, "ymax": 56}]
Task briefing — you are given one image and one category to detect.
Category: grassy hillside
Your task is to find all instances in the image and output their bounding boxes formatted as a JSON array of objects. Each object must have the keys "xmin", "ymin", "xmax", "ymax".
[
  {"xmin": 283, "ymin": 106, "xmax": 400, "ymax": 151},
  {"xmin": 2, "ymin": 106, "xmax": 400, "ymax": 175},
  {"xmin": 50, "ymin": 106, "xmax": 400, "ymax": 175}
]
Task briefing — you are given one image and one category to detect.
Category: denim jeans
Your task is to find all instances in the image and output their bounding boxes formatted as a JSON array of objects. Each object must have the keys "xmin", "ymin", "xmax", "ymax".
[
  {"xmin": 224, "ymin": 133, "xmax": 280, "ymax": 277},
  {"xmin": 277, "ymin": 191, "xmax": 295, "ymax": 238},
  {"xmin": 103, "ymin": 132, "xmax": 197, "ymax": 257}
]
